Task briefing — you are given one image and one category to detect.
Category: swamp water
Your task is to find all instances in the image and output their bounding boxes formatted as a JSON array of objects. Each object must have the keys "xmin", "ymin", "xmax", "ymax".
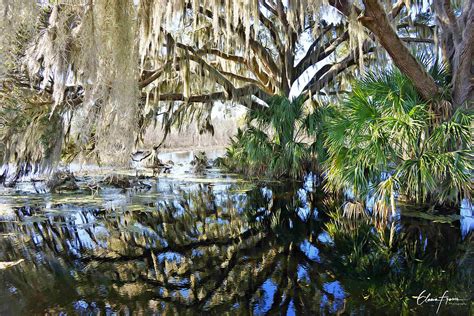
[{"xmin": 0, "ymin": 161, "xmax": 472, "ymax": 315}]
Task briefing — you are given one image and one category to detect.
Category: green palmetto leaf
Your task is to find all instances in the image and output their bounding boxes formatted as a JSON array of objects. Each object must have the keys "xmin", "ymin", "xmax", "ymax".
[
  {"xmin": 325, "ymin": 59, "xmax": 471, "ymax": 207},
  {"xmin": 222, "ymin": 95, "xmax": 322, "ymax": 179}
]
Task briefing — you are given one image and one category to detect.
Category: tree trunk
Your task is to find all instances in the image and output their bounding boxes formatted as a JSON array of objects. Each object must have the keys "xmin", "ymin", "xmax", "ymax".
[
  {"xmin": 360, "ymin": 0, "xmax": 441, "ymax": 101},
  {"xmin": 449, "ymin": 3, "xmax": 474, "ymax": 106}
]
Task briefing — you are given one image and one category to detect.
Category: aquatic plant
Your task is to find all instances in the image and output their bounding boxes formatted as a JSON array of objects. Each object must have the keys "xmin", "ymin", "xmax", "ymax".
[
  {"xmin": 46, "ymin": 170, "xmax": 78, "ymax": 193},
  {"xmin": 190, "ymin": 151, "xmax": 209, "ymax": 173}
]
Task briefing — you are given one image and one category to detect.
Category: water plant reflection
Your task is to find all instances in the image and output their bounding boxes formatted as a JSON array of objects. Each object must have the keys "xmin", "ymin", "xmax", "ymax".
[{"xmin": 0, "ymin": 180, "xmax": 471, "ymax": 314}]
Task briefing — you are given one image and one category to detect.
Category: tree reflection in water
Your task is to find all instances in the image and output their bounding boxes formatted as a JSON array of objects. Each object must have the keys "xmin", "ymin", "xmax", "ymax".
[{"xmin": 0, "ymin": 179, "xmax": 471, "ymax": 315}]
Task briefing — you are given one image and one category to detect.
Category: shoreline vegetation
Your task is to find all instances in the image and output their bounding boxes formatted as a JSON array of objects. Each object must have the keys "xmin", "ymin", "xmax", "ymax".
[
  {"xmin": 0, "ymin": 2, "xmax": 473, "ymax": 217},
  {"xmin": 0, "ymin": 2, "xmax": 472, "ymax": 313},
  {"xmin": 216, "ymin": 65, "xmax": 472, "ymax": 215}
]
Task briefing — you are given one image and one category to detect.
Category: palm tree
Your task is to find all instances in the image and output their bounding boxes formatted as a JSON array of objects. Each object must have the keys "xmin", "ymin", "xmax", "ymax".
[
  {"xmin": 221, "ymin": 95, "xmax": 328, "ymax": 179},
  {"xmin": 324, "ymin": 61, "xmax": 472, "ymax": 214}
]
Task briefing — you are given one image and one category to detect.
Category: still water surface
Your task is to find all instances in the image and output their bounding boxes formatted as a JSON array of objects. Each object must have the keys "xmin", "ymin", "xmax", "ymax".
[{"xmin": 0, "ymin": 164, "xmax": 472, "ymax": 315}]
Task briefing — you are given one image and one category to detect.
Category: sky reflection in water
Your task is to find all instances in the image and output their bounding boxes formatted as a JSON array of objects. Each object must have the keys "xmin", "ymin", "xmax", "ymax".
[{"xmin": 0, "ymin": 170, "xmax": 472, "ymax": 315}]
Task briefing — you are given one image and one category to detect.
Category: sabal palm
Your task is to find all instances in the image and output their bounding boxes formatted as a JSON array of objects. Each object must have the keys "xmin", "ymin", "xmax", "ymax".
[
  {"xmin": 324, "ymin": 63, "xmax": 472, "ymax": 210},
  {"xmin": 224, "ymin": 95, "xmax": 327, "ymax": 179}
]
